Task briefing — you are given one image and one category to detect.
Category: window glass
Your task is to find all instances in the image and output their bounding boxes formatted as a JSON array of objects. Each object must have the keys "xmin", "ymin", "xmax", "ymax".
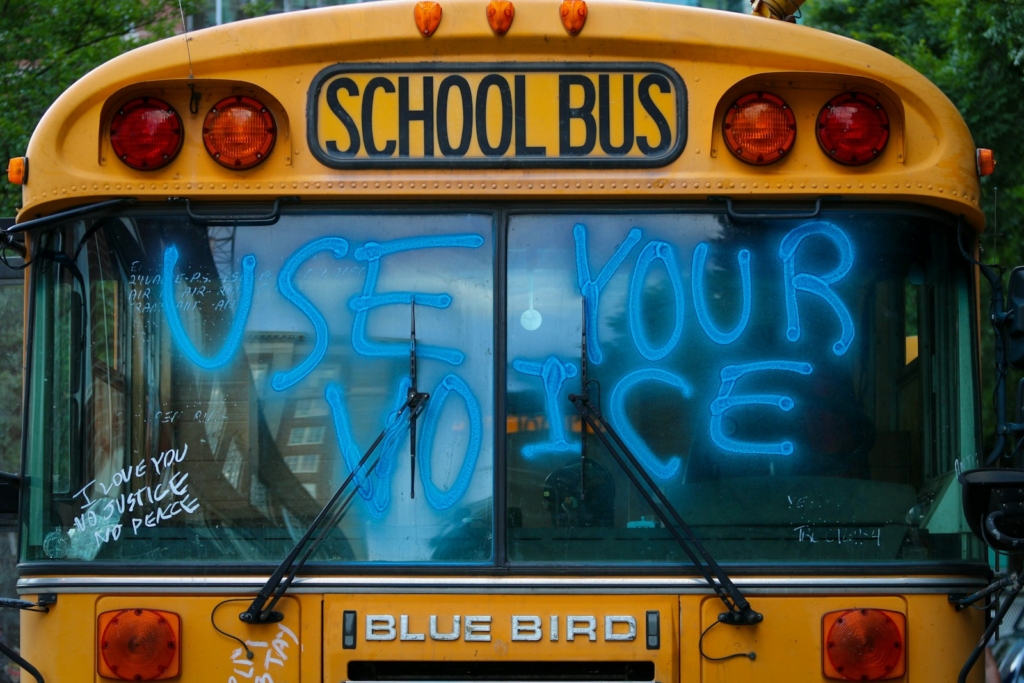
[
  {"xmin": 23, "ymin": 211, "xmax": 494, "ymax": 564},
  {"xmin": 506, "ymin": 211, "xmax": 978, "ymax": 565}
]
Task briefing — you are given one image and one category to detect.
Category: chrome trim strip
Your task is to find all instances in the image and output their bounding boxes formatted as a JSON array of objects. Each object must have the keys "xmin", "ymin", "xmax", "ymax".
[{"xmin": 18, "ymin": 575, "xmax": 986, "ymax": 595}]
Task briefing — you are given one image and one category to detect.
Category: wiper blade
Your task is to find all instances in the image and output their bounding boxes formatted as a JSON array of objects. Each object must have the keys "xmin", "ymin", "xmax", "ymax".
[
  {"xmin": 240, "ymin": 302, "xmax": 430, "ymax": 625},
  {"xmin": 567, "ymin": 300, "xmax": 762, "ymax": 626},
  {"xmin": 408, "ymin": 298, "xmax": 429, "ymax": 497}
]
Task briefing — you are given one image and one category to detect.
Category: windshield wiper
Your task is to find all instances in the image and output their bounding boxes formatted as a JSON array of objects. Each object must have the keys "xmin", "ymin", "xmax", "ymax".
[
  {"xmin": 567, "ymin": 300, "xmax": 762, "ymax": 626},
  {"xmin": 239, "ymin": 302, "xmax": 429, "ymax": 625}
]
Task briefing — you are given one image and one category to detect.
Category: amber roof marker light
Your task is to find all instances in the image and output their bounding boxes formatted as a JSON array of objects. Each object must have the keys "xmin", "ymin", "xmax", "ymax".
[
  {"xmin": 487, "ymin": 0, "xmax": 515, "ymax": 35},
  {"xmin": 722, "ymin": 92, "xmax": 796, "ymax": 165},
  {"xmin": 817, "ymin": 92, "xmax": 890, "ymax": 165},
  {"xmin": 203, "ymin": 96, "xmax": 277, "ymax": 170},
  {"xmin": 560, "ymin": 0, "xmax": 588, "ymax": 35},
  {"xmin": 415, "ymin": 1, "xmax": 442, "ymax": 36}
]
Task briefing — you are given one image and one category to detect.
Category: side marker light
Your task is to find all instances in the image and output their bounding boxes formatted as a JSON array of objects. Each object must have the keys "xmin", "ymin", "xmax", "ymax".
[
  {"xmin": 977, "ymin": 148, "xmax": 996, "ymax": 177},
  {"xmin": 98, "ymin": 609, "xmax": 181, "ymax": 681},
  {"xmin": 7, "ymin": 157, "xmax": 26, "ymax": 185},
  {"xmin": 822, "ymin": 608, "xmax": 906, "ymax": 681}
]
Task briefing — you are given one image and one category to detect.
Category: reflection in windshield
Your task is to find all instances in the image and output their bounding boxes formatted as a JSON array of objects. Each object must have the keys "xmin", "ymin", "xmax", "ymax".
[
  {"xmin": 506, "ymin": 211, "xmax": 978, "ymax": 565},
  {"xmin": 25, "ymin": 212, "xmax": 494, "ymax": 564},
  {"xmin": 20, "ymin": 207, "xmax": 980, "ymax": 567}
]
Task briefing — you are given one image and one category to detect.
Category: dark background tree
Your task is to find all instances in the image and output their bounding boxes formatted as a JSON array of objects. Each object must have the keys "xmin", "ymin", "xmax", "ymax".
[
  {"xmin": 805, "ymin": 0, "xmax": 1024, "ymax": 455},
  {"xmin": 0, "ymin": 3, "xmax": 197, "ymax": 676},
  {"xmin": 0, "ymin": 1, "xmax": 200, "ymax": 216}
]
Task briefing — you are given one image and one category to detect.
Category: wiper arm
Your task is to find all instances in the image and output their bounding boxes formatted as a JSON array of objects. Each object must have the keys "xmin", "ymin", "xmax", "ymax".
[
  {"xmin": 567, "ymin": 300, "xmax": 762, "ymax": 626},
  {"xmin": 240, "ymin": 303, "xmax": 430, "ymax": 625},
  {"xmin": 5, "ymin": 198, "xmax": 136, "ymax": 235}
]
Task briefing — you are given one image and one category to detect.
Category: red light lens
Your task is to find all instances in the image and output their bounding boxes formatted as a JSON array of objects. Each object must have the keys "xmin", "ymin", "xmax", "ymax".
[
  {"xmin": 203, "ymin": 96, "xmax": 276, "ymax": 170},
  {"xmin": 817, "ymin": 92, "xmax": 890, "ymax": 165},
  {"xmin": 110, "ymin": 98, "xmax": 183, "ymax": 170},
  {"xmin": 723, "ymin": 92, "xmax": 796, "ymax": 165},
  {"xmin": 98, "ymin": 609, "xmax": 180, "ymax": 681},
  {"xmin": 823, "ymin": 609, "xmax": 906, "ymax": 680}
]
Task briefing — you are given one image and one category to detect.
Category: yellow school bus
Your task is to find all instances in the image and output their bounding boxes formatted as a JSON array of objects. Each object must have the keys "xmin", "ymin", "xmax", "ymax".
[{"xmin": 3, "ymin": 0, "xmax": 998, "ymax": 681}]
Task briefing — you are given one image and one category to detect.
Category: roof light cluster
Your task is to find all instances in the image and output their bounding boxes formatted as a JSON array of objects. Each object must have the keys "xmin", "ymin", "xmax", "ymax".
[
  {"xmin": 109, "ymin": 96, "xmax": 276, "ymax": 172},
  {"xmin": 723, "ymin": 90, "xmax": 891, "ymax": 167}
]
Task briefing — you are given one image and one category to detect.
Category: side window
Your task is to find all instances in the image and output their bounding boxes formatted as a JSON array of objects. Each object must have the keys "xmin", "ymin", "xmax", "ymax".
[{"xmin": 0, "ymin": 231, "xmax": 25, "ymax": 664}]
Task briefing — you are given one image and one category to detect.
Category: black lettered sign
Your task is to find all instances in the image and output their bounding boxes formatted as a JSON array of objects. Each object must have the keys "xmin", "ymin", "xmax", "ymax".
[{"xmin": 308, "ymin": 63, "xmax": 686, "ymax": 169}]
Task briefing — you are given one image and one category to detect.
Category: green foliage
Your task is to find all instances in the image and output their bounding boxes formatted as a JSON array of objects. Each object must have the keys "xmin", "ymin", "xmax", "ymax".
[
  {"xmin": 806, "ymin": 0, "xmax": 1024, "ymax": 456},
  {"xmin": 0, "ymin": 0, "xmax": 200, "ymax": 216},
  {"xmin": 804, "ymin": 0, "xmax": 1024, "ymax": 246}
]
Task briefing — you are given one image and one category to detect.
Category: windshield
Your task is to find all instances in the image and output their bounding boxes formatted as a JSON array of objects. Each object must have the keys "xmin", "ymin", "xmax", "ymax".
[{"xmin": 21, "ymin": 205, "xmax": 982, "ymax": 568}]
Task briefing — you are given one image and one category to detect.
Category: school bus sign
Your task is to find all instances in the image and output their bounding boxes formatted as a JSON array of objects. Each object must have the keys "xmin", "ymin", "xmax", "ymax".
[{"xmin": 309, "ymin": 63, "xmax": 686, "ymax": 168}]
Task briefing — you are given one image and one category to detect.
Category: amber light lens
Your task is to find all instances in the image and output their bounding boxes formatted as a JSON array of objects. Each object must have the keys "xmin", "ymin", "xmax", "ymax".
[
  {"xmin": 722, "ymin": 92, "xmax": 796, "ymax": 165},
  {"xmin": 817, "ymin": 92, "xmax": 890, "ymax": 165},
  {"xmin": 822, "ymin": 608, "xmax": 906, "ymax": 681},
  {"xmin": 203, "ymin": 96, "xmax": 276, "ymax": 170},
  {"xmin": 110, "ymin": 98, "xmax": 183, "ymax": 170},
  {"xmin": 98, "ymin": 609, "xmax": 181, "ymax": 681}
]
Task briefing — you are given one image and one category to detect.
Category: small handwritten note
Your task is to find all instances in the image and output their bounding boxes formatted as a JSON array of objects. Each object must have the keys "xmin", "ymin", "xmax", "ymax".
[
  {"xmin": 70, "ymin": 444, "xmax": 200, "ymax": 553},
  {"xmin": 227, "ymin": 623, "xmax": 298, "ymax": 683}
]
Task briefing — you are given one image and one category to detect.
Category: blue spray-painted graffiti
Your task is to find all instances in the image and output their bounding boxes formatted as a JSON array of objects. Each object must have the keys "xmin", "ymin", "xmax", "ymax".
[
  {"xmin": 709, "ymin": 361, "xmax": 814, "ymax": 456},
  {"xmin": 609, "ymin": 368, "xmax": 692, "ymax": 479},
  {"xmin": 691, "ymin": 243, "xmax": 752, "ymax": 345},
  {"xmin": 574, "ymin": 223, "xmax": 642, "ymax": 364},
  {"xmin": 272, "ymin": 237, "xmax": 349, "ymax": 391},
  {"xmin": 163, "ymin": 246, "xmax": 256, "ymax": 370},
  {"xmin": 326, "ymin": 381, "xmax": 376, "ymax": 500},
  {"xmin": 162, "ymin": 214, "xmax": 858, "ymax": 520},
  {"xmin": 778, "ymin": 221, "xmax": 855, "ymax": 356},
  {"xmin": 350, "ymin": 235, "xmax": 484, "ymax": 365},
  {"xmin": 512, "ymin": 357, "xmax": 581, "ymax": 458},
  {"xmin": 325, "ymin": 379, "xmax": 411, "ymax": 519},
  {"xmin": 417, "ymin": 374, "xmax": 483, "ymax": 510},
  {"xmin": 629, "ymin": 241, "xmax": 685, "ymax": 361}
]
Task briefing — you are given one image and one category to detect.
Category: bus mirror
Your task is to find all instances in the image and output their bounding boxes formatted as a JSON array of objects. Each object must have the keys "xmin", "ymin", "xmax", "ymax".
[
  {"xmin": 1007, "ymin": 267, "xmax": 1024, "ymax": 370},
  {"xmin": 0, "ymin": 471, "xmax": 19, "ymax": 515},
  {"xmin": 959, "ymin": 468, "xmax": 1024, "ymax": 552}
]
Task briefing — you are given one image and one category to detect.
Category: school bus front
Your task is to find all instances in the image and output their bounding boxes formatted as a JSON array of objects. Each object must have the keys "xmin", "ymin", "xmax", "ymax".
[{"xmin": 10, "ymin": 1, "xmax": 990, "ymax": 681}]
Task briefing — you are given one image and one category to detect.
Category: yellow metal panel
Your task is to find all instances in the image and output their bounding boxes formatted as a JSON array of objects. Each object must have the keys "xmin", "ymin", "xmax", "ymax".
[
  {"xmin": 19, "ymin": 593, "xmax": 97, "ymax": 683},
  {"xmin": 20, "ymin": 593, "xmax": 304, "ymax": 683},
  {"xmin": 16, "ymin": 0, "xmax": 983, "ymax": 229},
  {"xmin": 324, "ymin": 593, "xmax": 678, "ymax": 679},
  {"xmin": 94, "ymin": 595, "xmax": 302, "ymax": 683},
  {"xmin": 693, "ymin": 593, "xmax": 984, "ymax": 683}
]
